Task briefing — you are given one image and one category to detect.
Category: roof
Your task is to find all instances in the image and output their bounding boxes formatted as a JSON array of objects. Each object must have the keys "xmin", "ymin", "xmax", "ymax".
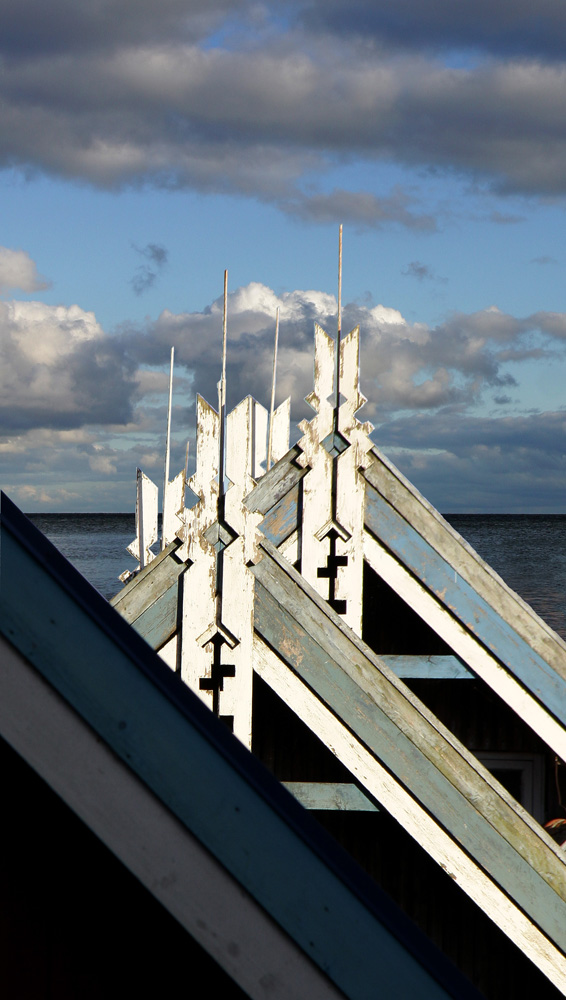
[
  {"xmin": 0, "ymin": 490, "xmax": 479, "ymax": 1000},
  {"xmin": 109, "ymin": 320, "xmax": 566, "ymax": 993}
]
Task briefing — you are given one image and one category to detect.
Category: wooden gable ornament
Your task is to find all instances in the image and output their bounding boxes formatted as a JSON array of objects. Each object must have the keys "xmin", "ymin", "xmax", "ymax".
[{"xmin": 110, "ymin": 287, "xmax": 566, "ymax": 997}]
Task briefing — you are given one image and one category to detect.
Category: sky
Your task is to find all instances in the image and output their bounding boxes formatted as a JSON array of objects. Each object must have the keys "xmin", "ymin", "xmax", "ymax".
[{"xmin": 3, "ymin": 0, "xmax": 566, "ymax": 513}]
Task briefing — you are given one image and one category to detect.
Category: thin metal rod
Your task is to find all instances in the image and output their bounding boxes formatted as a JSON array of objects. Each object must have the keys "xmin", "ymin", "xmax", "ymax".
[
  {"xmin": 162, "ymin": 346, "xmax": 174, "ymax": 549},
  {"xmin": 335, "ymin": 224, "xmax": 343, "ymax": 430},
  {"xmin": 267, "ymin": 307, "xmax": 280, "ymax": 471},
  {"xmin": 219, "ymin": 269, "xmax": 228, "ymax": 500},
  {"xmin": 215, "ymin": 271, "xmax": 229, "ymax": 634}
]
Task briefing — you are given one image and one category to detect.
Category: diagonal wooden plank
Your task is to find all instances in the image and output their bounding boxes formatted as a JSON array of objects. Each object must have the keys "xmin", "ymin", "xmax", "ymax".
[
  {"xmin": 365, "ymin": 483, "xmax": 566, "ymax": 709},
  {"xmin": 244, "ymin": 445, "xmax": 306, "ymax": 516},
  {"xmin": 110, "ymin": 538, "xmax": 185, "ymax": 622},
  {"xmin": 365, "ymin": 449, "xmax": 566, "ymax": 676}
]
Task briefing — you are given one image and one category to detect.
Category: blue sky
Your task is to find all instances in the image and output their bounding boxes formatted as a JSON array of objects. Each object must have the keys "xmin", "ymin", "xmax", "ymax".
[{"xmin": 2, "ymin": 0, "xmax": 566, "ymax": 512}]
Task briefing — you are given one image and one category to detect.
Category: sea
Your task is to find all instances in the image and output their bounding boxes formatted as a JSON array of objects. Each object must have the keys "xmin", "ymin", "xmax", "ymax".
[{"xmin": 28, "ymin": 512, "xmax": 566, "ymax": 641}]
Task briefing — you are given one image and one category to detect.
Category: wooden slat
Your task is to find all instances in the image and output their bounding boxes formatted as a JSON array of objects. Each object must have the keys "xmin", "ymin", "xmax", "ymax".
[
  {"xmin": 250, "ymin": 456, "xmax": 566, "ymax": 751},
  {"xmin": 244, "ymin": 445, "xmax": 306, "ymax": 516},
  {"xmin": 259, "ymin": 482, "xmax": 301, "ymax": 547},
  {"xmin": 282, "ymin": 782, "xmax": 379, "ymax": 812},
  {"xmin": 380, "ymin": 655, "xmax": 472, "ymax": 679},
  {"xmin": 248, "ymin": 456, "xmax": 566, "ymax": 745},
  {"xmin": 251, "ymin": 540, "xmax": 566, "ymax": 983},
  {"xmin": 130, "ymin": 580, "xmax": 179, "ymax": 650},
  {"xmin": 110, "ymin": 538, "xmax": 184, "ymax": 623}
]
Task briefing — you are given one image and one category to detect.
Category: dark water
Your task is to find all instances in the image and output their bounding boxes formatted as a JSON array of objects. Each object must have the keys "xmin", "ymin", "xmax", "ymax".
[
  {"xmin": 446, "ymin": 514, "xmax": 566, "ymax": 641},
  {"xmin": 29, "ymin": 513, "xmax": 137, "ymax": 602},
  {"xmin": 27, "ymin": 512, "xmax": 566, "ymax": 640}
]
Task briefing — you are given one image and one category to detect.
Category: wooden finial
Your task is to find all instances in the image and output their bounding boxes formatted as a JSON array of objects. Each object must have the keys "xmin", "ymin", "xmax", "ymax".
[{"xmin": 267, "ymin": 307, "xmax": 280, "ymax": 471}]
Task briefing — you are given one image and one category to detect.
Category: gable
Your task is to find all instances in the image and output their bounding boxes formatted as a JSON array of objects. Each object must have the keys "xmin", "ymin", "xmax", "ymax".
[
  {"xmin": 72, "ymin": 314, "xmax": 566, "ymax": 995},
  {"xmin": 1, "ymin": 491, "xmax": 477, "ymax": 1000}
]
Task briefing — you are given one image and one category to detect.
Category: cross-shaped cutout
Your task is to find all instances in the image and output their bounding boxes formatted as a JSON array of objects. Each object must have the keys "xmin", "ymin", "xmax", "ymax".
[
  {"xmin": 317, "ymin": 528, "xmax": 348, "ymax": 615},
  {"xmin": 199, "ymin": 633, "xmax": 235, "ymax": 731}
]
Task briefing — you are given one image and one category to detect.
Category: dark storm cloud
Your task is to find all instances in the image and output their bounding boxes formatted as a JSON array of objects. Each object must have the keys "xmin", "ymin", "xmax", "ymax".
[
  {"xmin": 117, "ymin": 283, "xmax": 331, "ymax": 418},
  {"xmin": 2, "ymin": 1, "xmax": 566, "ymax": 203},
  {"xmin": 281, "ymin": 188, "xmax": 436, "ymax": 231},
  {"xmin": 5, "ymin": 287, "xmax": 566, "ymax": 438},
  {"xmin": 302, "ymin": 0, "xmax": 566, "ymax": 61},
  {"xmin": 376, "ymin": 409, "xmax": 566, "ymax": 512},
  {"xmin": 116, "ymin": 293, "xmax": 566, "ymax": 422},
  {"xmin": 0, "ymin": 0, "xmax": 251, "ymax": 56}
]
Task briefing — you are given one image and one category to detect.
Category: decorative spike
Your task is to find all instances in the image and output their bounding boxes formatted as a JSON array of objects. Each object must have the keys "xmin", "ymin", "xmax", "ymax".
[
  {"xmin": 267, "ymin": 307, "xmax": 280, "ymax": 471},
  {"xmin": 162, "ymin": 346, "xmax": 175, "ymax": 551},
  {"xmin": 125, "ymin": 468, "xmax": 158, "ymax": 572}
]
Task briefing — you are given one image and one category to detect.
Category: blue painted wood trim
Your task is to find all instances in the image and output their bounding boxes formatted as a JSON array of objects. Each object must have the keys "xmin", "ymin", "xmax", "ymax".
[
  {"xmin": 365, "ymin": 485, "xmax": 566, "ymax": 725},
  {"xmin": 259, "ymin": 482, "xmax": 301, "ymax": 547},
  {"xmin": 282, "ymin": 783, "xmax": 379, "ymax": 812},
  {"xmin": 381, "ymin": 656, "xmax": 473, "ymax": 680},
  {"xmin": 0, "ymin": 494, "xmax": 477, "ymax": 1000},
  {"xmin": 131, "ymin": 579, "xmax": 179, "ymax": 649},
  {"xmin": 244, "ymin": 446, "xmax": 305, "ymax": 515}
]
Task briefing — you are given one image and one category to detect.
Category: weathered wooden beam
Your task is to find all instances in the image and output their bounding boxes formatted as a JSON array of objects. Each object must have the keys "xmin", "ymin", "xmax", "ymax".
[
  {"xmin": 110, "ymin": 538, "xmax": 185, "ymax": 623},
  {"xmin": 244, "ymin": 444, "xmax": 306, "ymax": 516},
  {"xmin": 282, "ymin": 782, "xmax": 379, "ymax": 812},
  {"xmin": 128, "ymin": 580, "xmax": 179, "ymax": 651},
  {"xmin": 364, "ymin": 450, "xmax": 566, "ymax": 681},
  {"xmin": 251, "ymin": 540, "xmax": 566, "ymax": 990},
  {"xmin": 380, "ymin": 655, "xmax": 473, "ymax": 680},
  {"xmin": 259, "ymin": 481, "xmax": 301, "ymax": 548}
]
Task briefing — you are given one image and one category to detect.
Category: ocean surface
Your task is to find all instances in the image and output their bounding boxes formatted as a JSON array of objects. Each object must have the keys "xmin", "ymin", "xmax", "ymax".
[{"xmin": 27, "ymin": 512, "xmax": 566, "ymax": 641}]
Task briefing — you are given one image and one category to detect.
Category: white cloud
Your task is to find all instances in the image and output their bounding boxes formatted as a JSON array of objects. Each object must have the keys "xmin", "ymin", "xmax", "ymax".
[
  {"xmin": 0, "ymin": 247, "xmax": 50, "ymax": 293},
  {"xmin": 0, "ymin": 300, "xmax": 135, "ymax": 430},
  {"xmin": 3, "ymin": 280, "xmax": 566, "ymax": 510}
]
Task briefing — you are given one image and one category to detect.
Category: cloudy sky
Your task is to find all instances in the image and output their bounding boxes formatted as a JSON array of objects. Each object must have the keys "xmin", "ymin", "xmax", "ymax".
[{"xmin": 3, "ymin": 0, "xmax": 566, "ymax": 513}]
